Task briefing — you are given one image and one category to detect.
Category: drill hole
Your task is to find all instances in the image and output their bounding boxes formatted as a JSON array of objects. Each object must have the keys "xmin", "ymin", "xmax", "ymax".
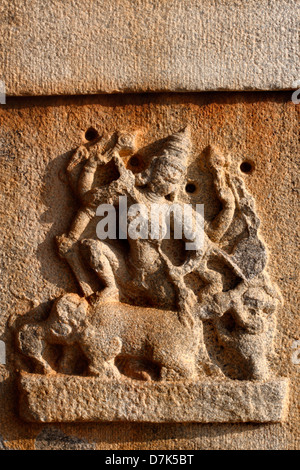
[
  {"xmin": 185, "ymin": 183, "xmax": 197, "ymax": 194},
  {"xmin": 129, "ymin": 156, "xmax": 140, "ymax": 167},
  {"xmin": 85, "ymin": 127, "xmax": 99, "ymax": 142},
  {"xmin": 240, "ymin": 161, "xmax": 254, "ymax": 174}
]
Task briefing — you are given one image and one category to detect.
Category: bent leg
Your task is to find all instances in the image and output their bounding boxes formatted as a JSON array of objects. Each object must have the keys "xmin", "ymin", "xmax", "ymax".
[{"xmin": 81, "ymin": 239, "xmax": 132, "ymax": 301}]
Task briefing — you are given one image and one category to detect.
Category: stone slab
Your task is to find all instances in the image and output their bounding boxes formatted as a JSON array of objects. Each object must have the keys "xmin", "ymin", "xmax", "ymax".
[
  {"xmin": 0, "ymin": 92, "xmax": 298, "ymax": 449},
  {"xmin": 19, "ymin": 374, "xmax": 289, "ymax": 423},
  {"xmin": 1, "ymin": 0, "xmax": 299, "ymax": 95}
]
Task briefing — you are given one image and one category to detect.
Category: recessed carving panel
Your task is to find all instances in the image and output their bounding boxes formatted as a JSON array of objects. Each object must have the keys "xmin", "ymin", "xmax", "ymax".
[{"xmin": 1, "ymin": 93, "xmax": 297, "ymax": 427}]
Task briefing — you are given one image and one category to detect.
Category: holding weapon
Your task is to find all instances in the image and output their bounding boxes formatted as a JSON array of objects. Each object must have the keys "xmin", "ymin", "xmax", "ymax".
[{"xmin": 56, "ymin": 131, "xmax": 138, "ymax": 296}]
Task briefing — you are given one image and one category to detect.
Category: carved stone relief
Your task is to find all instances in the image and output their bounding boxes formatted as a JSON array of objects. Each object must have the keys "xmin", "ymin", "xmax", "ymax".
[{"xmin": 13, "ymin": 125, "xmax": 288, "ymax": 423}]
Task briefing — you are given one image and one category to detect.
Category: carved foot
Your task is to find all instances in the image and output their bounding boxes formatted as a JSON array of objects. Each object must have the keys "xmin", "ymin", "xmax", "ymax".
[
  {"xmin": 202, "ymin": 362, "xmax": 225, "ymax": 379},
  {"xmin": 88, "ymin": 363, "xmax": 121, "ymax": 379},
  {"xmin": 249, "ymin": 360, "xmax": 271, "ymax": 381},
  {"xmin": 36, "ymin": 362, "xmax": 56, "ymax": 376}
]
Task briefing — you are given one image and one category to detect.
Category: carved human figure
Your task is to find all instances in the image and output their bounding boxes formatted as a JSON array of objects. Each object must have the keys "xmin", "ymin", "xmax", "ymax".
[{"xmin": 56, "ymin": 128, "xmax": 238, "ymax": 322}]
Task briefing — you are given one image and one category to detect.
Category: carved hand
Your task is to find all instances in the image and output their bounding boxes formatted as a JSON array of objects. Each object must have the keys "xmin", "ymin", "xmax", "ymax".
[
  {"xmin": 68, "ymin": 146, "xmax": 89, "ymax": 169},
  {"xmin": 112, "ymin": 156, "xmax": 135, "ymax": 188}
]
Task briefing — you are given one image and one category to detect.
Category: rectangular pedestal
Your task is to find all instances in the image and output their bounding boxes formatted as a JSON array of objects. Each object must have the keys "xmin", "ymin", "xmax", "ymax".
[{"xmin": 18, "ymin": 374, "xmax": 289, "ymax": 423}]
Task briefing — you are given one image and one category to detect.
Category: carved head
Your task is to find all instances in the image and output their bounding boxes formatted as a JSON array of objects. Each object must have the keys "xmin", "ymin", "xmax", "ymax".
[
  {"xmin": 148, "ymin": 155, "xmax": 185, "ymax": 195},
  {"xmin": 51, "ymin": 294, "xmax": 89, "ymax": 337},
  {"xmin": 147, "ymin": 127, "xmax": 191, "ymax": 196}
]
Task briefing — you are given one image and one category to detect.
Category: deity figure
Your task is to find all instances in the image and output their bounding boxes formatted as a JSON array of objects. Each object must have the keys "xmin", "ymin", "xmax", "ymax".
[
  {"xmin": 15, "ymin": 127, "xmax": 282, "ymax": 382},
  {"xmin": 56, "ymin": 128, "xmax": 241, "ymax": 321}
]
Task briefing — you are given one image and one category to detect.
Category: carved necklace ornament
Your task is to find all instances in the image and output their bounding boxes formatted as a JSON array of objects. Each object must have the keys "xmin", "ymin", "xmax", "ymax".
[{"xmin": 15, "ymin": 127, "xmax": 288, "ymax": 423}]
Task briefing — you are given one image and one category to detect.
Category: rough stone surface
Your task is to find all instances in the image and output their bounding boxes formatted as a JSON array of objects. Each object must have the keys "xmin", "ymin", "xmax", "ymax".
[
  {"xmin": 19, "ymin": 375, "xmax": 289, "ymax": 424},
  {"xmin": 35, "ymin": 427, "xmax": 95, "ymax": 450},
  {"xmin": 0, "ymin": 92, "xmax": 299, "ymax": 449},
  {"xmin": 0, "ymin": 434, "xmax": 7, "ymax": 450},
  {"xmin": 1, "ymin": 0, "xmax": 299, "ymax": 96}
]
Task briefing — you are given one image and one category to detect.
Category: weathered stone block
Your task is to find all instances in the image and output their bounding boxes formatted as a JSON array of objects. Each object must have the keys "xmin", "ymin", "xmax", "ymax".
[
  {"xmin": 1, "ymin": 0, "xmax": 299, "ymax": 95},
  {"xmin": 0, "ymin": 92, "xmax": 298, "ymax": 449},
  {"xmin": 19, "ymin": 374, "xmax": 289, "ymax": 424}
]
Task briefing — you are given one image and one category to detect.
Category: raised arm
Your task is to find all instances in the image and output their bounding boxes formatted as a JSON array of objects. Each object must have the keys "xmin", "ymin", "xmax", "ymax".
[
  {"xmin": 77, "ymin": 157, "xmax": 98, "ymax": 199},
  {"xmin": 206, "ymin": 170, "xmax": 235, "ymax": 242},
  {"xmin": 205, "ymin": 146, "xmax": 235, "ymax": 243}
]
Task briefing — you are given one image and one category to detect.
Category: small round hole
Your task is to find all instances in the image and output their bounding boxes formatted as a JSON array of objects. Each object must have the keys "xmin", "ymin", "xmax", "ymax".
[
  {"xmin": 85, "ymin": 127, "xmax": 99, "ymax": 141},
  {"xmin": 240, "ymin": 161, "xmax": 253, "ymax": 174},
  {"xmin": 129, "ymin": 156, "xmax": 140, "ymax": 167},
  {"xmin": 185, "ymin": 183, "xmax": 197, "ymax": 194}
]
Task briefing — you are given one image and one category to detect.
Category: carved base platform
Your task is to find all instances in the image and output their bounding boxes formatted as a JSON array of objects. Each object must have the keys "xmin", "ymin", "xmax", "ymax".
[{"xmin": 18, "ymin": 374, "xmax": 289, "ymax": 423}]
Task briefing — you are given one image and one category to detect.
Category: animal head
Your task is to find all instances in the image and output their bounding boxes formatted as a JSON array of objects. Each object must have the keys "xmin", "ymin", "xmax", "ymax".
[{"xmin": 51, "ymin": 293, "xmax": 89, "ymax": 329}]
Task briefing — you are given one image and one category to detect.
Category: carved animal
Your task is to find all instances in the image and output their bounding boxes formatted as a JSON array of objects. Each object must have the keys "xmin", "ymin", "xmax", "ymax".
[
  {"xmin": 17, "ymin": 294, "xmax": 89, "ymax": 375},
  {"xmin": 204, "ymin": 274, "xmax": 282, "ymax": 380},
  {"xmin": 17, "ymin": 293, "xmax": 202, "ymax": 381}
]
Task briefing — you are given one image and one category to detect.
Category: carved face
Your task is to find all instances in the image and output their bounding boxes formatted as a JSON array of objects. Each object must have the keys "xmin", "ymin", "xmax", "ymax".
[{"xmin": 150, "ymin": 159, "xmax": 185, "ymax": 196}]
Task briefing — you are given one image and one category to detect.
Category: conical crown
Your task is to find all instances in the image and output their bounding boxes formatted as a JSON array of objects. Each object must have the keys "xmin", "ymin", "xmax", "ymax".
[{"xmin": 158, "ymin": 126, "xmax": 191, "ymax": 171}]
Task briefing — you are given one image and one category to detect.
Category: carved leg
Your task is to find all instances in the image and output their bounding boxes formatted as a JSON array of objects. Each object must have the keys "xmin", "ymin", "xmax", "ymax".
[
  {"xmin": 58, "ymin": 346, "xmax": 81, "ymax": 375},
  {"xmin": 237, "ymin": 335, "xmax": 271, "ymax": 380},
  {"xmin": 81, "ymin": 239, "xmax": 120, "ymax": 301},
  {"xmin": 83, "ymin": 332, "xmax": 122, "ymax": 378},
  {"xmin": 198, "ymin": 342, "xmax": 225, "ymax": 378},
  {"xmin": 56, "ymin": 235, "xmax": 94, "ymax": 296},
  {"xmin": 158, "ymin": 350, "xmax": 197, "ymax": 381},
  {"xmin": 87, "ymin": 362, "xmax": 121, "ymax": 379},
  {"xmin": 17, "ymin": 325, "xmax": 54, "ymax": 375},
  {"xmin": 249, "ymin": 353, "xmax": 270, "ymax": 380}
]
